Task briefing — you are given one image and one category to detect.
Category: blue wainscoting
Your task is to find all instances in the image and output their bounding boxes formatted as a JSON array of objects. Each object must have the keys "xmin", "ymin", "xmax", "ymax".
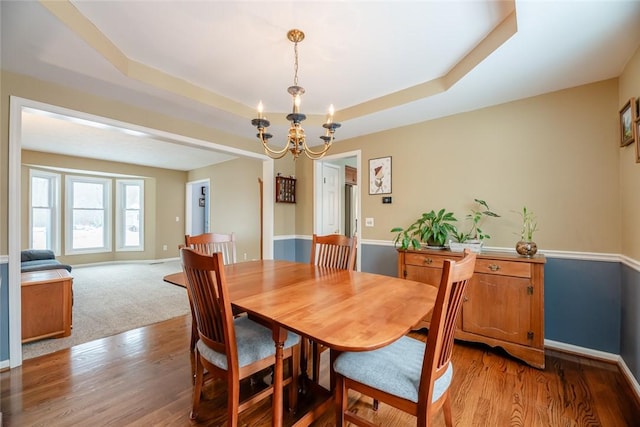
[
  {"xmin": 1, "ymin": 261, "xmax": 8, "ymax": 361},
  {"xmin": 545, "ymin": 257, "xmax": 621, "ymax": 353},
  {"xmin": 274, "ymin": 238, "xmax": 296, "ymax": 262},
  {"xmin": 621, "ymin": 263, "xmax": 640, "ymax": 381}
]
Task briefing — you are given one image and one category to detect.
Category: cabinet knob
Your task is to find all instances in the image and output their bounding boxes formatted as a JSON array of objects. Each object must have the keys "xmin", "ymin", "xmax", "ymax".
[
  {"xmin": 463, "ymin": 296, "xmax": 469, "ymax": 302},
  {"xmin": 488, "ymin": 264, "xmax": 500, "ymax": 271},
  {"xmin": 423, "ymin": 258, "xmax": 433, "ymax": 265}
]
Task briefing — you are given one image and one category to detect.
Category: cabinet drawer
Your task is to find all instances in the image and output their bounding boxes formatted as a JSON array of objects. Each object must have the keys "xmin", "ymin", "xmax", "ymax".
[
  {"xmin": 404, "ymin": 253, "xmax": 448, "ymax": 268},
  {"xmin": 474, "ymin": 259, "xmax": 531, "ymax": 278}
]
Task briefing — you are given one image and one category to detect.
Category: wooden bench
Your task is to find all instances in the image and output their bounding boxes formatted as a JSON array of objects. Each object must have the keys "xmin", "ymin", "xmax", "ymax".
[{"xmin": 21, "ymin": 269, "xmax": 73, "ymax": 343}]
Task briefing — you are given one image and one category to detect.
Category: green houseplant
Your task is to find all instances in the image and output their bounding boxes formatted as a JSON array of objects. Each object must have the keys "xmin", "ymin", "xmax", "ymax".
[
  {"xmin": 515, "ymin": 206, "xmax": 538, "ymax": 257},
  {"xmin": 450, "ymin": 199, "xmax": 500, "ymax": 252},
  {"xmin": 392, "ymin": 208, "xmax": 458, "ymax": 250}
]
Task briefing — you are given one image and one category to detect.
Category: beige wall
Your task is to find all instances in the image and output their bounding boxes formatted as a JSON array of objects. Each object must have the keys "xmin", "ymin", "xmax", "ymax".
[
  {"xmin": 21, "ymin": 150, "xmax": 187, "ymax": 264},
  {"xmin": 295, "ymin": 79, "xmax": 622, "ymax": 253},
  {"xmin": 619, "ymin": 45, "xmax": 640, "ymax": 260},
  {"xmin": 188, "ymin": 157, "xmax": 263, "ymax": 261},
  {"xmin": 1, "ymin": 66, "xmax": 636, "ymax": 257},
  {"xmin": 274, "ymin": 157, "xmax": 297, "ymax": 236},
  {"xmin": 0, "ymin": 70, "xmax": 262, "ymax": 255}
]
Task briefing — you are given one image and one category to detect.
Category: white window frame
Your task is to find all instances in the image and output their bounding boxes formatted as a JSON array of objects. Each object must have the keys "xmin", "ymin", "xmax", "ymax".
[
  {"xmin": 65, "ymin": 175, "xmax": 112, "ymax": 255},
  {"xmin": 29, "ymin": 169, "xmax": 61, "ymax": 254},
  {"xmin": 116, "ymin": 179, "xmax": 145, "ymax": 252}
]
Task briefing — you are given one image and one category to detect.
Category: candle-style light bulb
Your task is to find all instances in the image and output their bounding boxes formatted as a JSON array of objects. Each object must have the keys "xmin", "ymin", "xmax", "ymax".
[
  {"xmin": 293, "ymin": 94, "xmax": 301, "ymax": 114},
  {"xmin": 327, "ymin": 104, "xmax": 335, "ymax": 124},
  {"xmin": 257, "ymin": 101, "xmax": 264, "ymax": 119}
]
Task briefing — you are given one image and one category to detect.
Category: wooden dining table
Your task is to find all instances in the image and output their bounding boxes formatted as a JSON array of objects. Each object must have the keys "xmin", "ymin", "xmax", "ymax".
[{"xmin": 164, "ymin": 259, "xmax": 438, "ymax": 426}]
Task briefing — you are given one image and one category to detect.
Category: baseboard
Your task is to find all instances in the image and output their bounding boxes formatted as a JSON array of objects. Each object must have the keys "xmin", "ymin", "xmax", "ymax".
[
  {"xmin": 546, "ymin": 339, "xmax": 640, "ymax": 405},
  {"xmin": 619, "ymin": 357, "xmax": 640, "ymax": 408},
  {"xmin": 72, "ymin": 257, "xmax": 180, "ymax": 269}
]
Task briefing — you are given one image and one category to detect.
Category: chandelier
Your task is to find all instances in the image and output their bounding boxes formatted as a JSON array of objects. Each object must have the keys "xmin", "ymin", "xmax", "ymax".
[{"xmin": 251, "ymin": 29, "xmax": 341, "ymax": 160}]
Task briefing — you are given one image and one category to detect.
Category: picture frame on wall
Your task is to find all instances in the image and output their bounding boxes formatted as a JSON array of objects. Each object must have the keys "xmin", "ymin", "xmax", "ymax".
[
  {"xmin": 619, "ymin": 97, "xmax": 636, "ymax": 147},
  {"xmin": 369, "ymin": 156, "xmax": 392, "ymax": 195},
  {"xmin": 636, "ymin": 117, "xmax": 640, "ymax": 163}
]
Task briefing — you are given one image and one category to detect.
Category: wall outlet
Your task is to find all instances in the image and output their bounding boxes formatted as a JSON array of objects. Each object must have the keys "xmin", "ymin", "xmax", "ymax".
[
  {"xmin": 163, "ymin": 245, "xmax": 167, "ymax": 251},
  {"xmin": 175, "ymin": 216, "xmax": 180, "ymax": 222},
  {"xmin": 365, "ymin": 217, "xmax": 374, "ymax": 227}
]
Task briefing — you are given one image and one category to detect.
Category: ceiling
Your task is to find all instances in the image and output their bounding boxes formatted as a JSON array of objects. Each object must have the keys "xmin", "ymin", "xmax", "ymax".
[{"xmin": 3, "ymin": 1, "xmax": 640, "ymax": 171}]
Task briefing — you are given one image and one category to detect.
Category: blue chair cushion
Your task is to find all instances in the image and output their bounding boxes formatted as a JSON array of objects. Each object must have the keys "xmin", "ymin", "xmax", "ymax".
[
  {"xmin": 197, "ymin": 315, "xmax": 300, "ymax": 370},
  {"xmin": 333, "ymin": 335, "xmax": 452, "ymax": 403}
]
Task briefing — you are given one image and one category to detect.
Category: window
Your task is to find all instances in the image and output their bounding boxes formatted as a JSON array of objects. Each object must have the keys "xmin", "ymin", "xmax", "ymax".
[
  {"xmin": 29, "ymin": 169, "xmax": 61, "ymax": 253},
  {"xmin": 65, "ymin": 176, "xmax": 111, "ymax": 254},
  {"xmin": 116, "ymin": 179, "xmax": 144, "ymax": 251}
]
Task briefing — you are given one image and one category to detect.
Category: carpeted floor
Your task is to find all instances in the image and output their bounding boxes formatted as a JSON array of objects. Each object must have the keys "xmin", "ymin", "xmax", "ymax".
[{"xmin": 22, "ymin": 260, "xmax": 191, "ymax": 360}]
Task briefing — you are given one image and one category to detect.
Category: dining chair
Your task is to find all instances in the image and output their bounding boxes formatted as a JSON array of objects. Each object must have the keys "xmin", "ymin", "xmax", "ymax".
[
  {"xmin": 310, "ymin": 233, "xmax": 357, "ymax": 271},
  {"xmin": 180, "ymin": 247, "xmax": 300, "ymax": 424},
  {"xmin": 308, "ymin": 233, "xmax": 357, "ymax": 383},
  {"xmin": 333, "ymin": 250, "xmax": 477, "ymax": 427},
  {"xmin": 184, "ymin": 232, "xmax": 239, "ymax": 375},
  {"xmin": 185, "ymin": 232, "xmax": 237, "ymax": 265}
]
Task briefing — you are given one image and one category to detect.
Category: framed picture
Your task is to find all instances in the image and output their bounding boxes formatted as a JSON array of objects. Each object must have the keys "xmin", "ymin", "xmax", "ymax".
[
  {"xmin": 636, "ymin": 117, "xmax": 640, "ymax": 163},
  {"xmin": 619, "ymin": 97, "xmax": 636, "ymax": 147},
  {"xmin": 369, "ymin": 156, "xmax": 392, "ymax": 195}
]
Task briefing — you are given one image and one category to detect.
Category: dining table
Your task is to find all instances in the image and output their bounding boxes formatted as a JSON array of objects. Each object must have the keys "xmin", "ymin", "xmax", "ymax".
[{"xmin": 163, "ymin": 259, "xmax": 438, "ymax": 426}]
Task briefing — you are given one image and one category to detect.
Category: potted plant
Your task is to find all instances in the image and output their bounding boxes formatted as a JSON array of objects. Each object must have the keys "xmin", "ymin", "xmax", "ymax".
[
  {"xmin": 515, "ymin": 206, "xmax": 538, "ymax": 257},
  {"xmin": 392, "ymin": 208, "xmax": 458, "ymax": 250},
  {"xmin": 449, "ymin": 199, "xmax": 500, "ymax": 253}
]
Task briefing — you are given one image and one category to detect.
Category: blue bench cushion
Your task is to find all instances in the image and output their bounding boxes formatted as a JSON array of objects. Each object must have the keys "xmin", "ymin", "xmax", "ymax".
[
  {"xmin": 196, "ymin": 315, "xmax": 300, "ymax": 370},
  {"xmin": 333, "ymin": 335, "xmax": 453, "ymax": 403},
  {"xmin": 21, "ymin": 259, "xmax": 72, "ymax": 273},
  {"xmin": 21, "ymin": 249, "xmax": 72, "ymax": 273}
]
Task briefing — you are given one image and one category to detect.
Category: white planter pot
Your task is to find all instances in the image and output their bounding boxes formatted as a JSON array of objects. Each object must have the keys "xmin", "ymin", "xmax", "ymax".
[{"xmin": 448, "ymin": 240, "xmax": 483, "ymax": 253}]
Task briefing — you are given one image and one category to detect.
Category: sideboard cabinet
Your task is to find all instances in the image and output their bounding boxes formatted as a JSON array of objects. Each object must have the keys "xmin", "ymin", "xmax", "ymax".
[{"xmin": 397, "ymin": 249, "xmax": 546, "ymax": 369}]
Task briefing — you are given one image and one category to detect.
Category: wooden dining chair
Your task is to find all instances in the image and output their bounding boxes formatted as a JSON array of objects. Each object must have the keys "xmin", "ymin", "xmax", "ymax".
[
  {"xmin": 184, "ymin": 232, "xmax": 238, "ymax": 374},
  {"xmin": 180, "ymin": 247, "xmax": 300, "ymax": 425},
  {"xmin": 310, "ymin": 233, "xmax": 357, "ymax": 271},
  {"xmin": 185, "ymin": 232, "xmax": 237, "ymax": 265},
  {"xmin": 308, "ymin": 233, "xmax": 357, "ymax": 383},
  {"xmin": 333, "ymin": 250, "xmax": 477, "ymax": 427}
]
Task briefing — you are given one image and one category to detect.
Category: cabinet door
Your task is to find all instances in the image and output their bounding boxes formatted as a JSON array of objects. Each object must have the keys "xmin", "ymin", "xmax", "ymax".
[
  {"xmin": 404, "ymin": 265, "xmax": 442, "ymax": 289},
  {"xmin": 462, "ymin": 273, "xmax": 533, "ymax": 346},
  {"xmin": 404, "ymin": 265, "xmax": 441, "ymax": 324}
]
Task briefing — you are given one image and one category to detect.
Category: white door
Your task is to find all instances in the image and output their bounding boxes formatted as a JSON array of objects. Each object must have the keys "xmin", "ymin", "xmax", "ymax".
[{"xmin": 321, "ymin": 163, "xmax": 341, "ymax": 235}]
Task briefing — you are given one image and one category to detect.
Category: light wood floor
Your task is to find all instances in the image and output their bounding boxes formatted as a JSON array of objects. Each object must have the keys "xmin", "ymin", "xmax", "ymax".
[{"xmin": 2, "ymin": 314, "xmax": 639, "ymax": 426}]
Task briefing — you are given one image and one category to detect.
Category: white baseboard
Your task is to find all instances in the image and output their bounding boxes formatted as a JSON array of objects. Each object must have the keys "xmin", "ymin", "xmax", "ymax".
[
  {"xmin": 546, "ymin": 339, "xmax": 640, "ymax": 402},
  {"xmin": 71, "ymin": 257, "xmax": 180, "ymax": 269},
  {"xmin": 545, "ymin": 339, "xmax": 619, "ymax": 362}
]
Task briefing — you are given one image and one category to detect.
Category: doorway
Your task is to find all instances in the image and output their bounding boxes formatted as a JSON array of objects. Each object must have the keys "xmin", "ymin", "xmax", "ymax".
[
  {"xmin": 7, "ymin": 96, "xmax": 275, "ymax": 367},
  {"xmin": 313, "ymin": 150, "xmax": 362, "ymax": 270},
  {"xmin": 186, "ymin": 180, "xmax": 210, "ymax": 236}
]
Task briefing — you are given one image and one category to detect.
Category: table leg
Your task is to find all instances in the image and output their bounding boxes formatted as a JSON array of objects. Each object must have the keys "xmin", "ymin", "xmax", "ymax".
[
  {"xmin": 299, "ymin": 337, "xmax": 310, "ymax": 394},
  {"xmin": 272, "ymin": 326, "xmax": 286, "ymax": 427}
]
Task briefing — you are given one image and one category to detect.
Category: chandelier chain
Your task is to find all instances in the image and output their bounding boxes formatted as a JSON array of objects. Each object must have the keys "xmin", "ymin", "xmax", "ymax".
[{"xmin": 293, "ymin": 40, "xmax": 299, "ymax": 86}]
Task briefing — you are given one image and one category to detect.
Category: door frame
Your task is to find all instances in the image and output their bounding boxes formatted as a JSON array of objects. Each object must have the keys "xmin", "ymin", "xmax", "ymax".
[
  {"xmin": 313, "ymin": 149, "xmax": 362, "ymax": 271},
  {"xmin": 8, "ymin": 96, "xmax": 275, "ymax": 367},
  {"xmin": 185, "ymin": 179, "xmax": 210, "ymax": 235}
]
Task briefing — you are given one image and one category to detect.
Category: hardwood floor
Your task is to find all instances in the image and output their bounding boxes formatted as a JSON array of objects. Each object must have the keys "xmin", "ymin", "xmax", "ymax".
[{"xmin": 2, "ymin": 315, "xmax": 638, "ymax": 426}]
